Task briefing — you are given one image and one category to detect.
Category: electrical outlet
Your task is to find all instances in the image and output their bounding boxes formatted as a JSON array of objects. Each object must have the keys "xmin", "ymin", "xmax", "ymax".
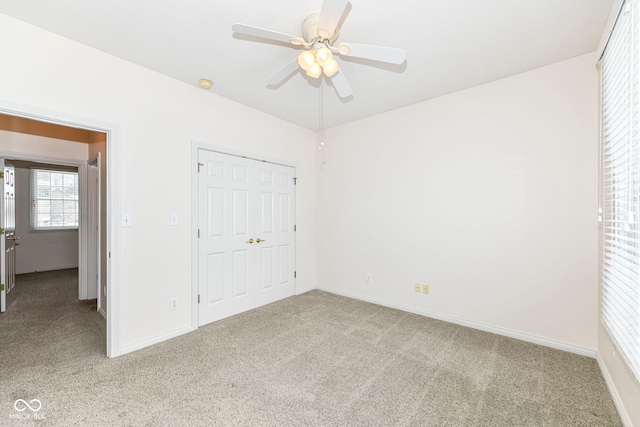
[
  {"xmin": 170, "ymin": 298, "xmax": 178, "ymax": 311},
  {"xmin": 415, "ymin": 283, "xmax": 421, "ymax": 292},
  {"xmin": 365, "ymin": 273, "xmax": 373, "ymax": 283},
  {"xmin": 422, "ymin": 284, "xmax": 429, "ymax": 294}
]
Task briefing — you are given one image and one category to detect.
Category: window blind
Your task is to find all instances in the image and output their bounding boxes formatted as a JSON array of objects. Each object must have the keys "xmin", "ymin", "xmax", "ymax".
[
  {"xmin": 30, "ymin": 169, "xmax": 79, "ymax": 230},
  {"xmin": 600, "ymin": 0, "xmax": 640, "ymax": 381}
]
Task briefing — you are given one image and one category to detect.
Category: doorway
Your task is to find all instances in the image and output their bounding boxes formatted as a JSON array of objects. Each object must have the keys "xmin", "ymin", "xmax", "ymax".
[{"xmin": 0, "ymin": 109, "xmax": 113, "ymax": 355}]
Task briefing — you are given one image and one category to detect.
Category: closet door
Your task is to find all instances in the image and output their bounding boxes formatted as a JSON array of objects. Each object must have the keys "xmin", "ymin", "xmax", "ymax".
[
  {"xmin": 255, "ymin": 162, "xmax": 296, "ymax": 305},
  {"xmin": 197, "ymin": 149, "xmax": 295, "ymax": 326}
]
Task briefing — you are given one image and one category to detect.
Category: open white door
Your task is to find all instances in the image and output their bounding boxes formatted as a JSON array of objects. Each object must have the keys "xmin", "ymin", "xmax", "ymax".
[
  {"xmin": 0, "ymin": 159, "xmax": 17, "ymax": 313},
  {"xmin": 79, "ymin": 155, "xmax": 101, "ymax": 302},
  {"xmin": 87, "ymin": 154, "xmax": 100, "ymax": 302}
]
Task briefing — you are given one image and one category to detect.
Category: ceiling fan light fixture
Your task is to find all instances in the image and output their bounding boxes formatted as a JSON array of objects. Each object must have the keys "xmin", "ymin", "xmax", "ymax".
[
  {"xmin": 322, "ymin": 59, "xmax": 339, "ymax": 77},
  {"xmin": 232, "ymin": 0, "xmax": 405, "ymax": 97},
  {"xmin": 315, "ymin": 46, "xmax": 333, "ymax": 67},
  {"xmin": 297, "ymin": 50, "xmax": 316, "ymax": 71},
  {"xmin": 306, "ymin": 62, "xmax": 322, "ymax": 78}
]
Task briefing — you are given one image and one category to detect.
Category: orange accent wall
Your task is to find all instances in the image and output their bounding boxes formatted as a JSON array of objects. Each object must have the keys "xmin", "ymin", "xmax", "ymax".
[{"xmin": 0, "ymin": 113, "xmax": 105, "ymax": 144}]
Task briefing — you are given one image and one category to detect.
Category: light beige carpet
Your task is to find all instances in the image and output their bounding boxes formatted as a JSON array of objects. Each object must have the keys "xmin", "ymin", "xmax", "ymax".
[{"xmin": 0, "ymin": 269, "xmax": 622, "ymax": 426}]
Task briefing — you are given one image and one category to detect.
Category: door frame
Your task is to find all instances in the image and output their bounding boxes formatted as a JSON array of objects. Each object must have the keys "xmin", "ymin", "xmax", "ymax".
[
  {"xmin": 0, "ymin": 100, "xmax": 120, "ymax": 358},
  {"xmin": 191, "ymin": 140, "xmax": 299, "ymax": 329}
]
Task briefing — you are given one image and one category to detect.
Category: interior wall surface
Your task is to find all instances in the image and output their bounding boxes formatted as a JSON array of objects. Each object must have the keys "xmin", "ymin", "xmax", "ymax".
[
  {"xmin": 0, "ymin": 13, "xmax": 316, "ymax": 352},
  {"xmin": 317, "ymin": 54, "xmax": 598, "ymax": 353},
  {"xmin": 13, "ymin": 167, "xmax": 79, "ymax": 274}
]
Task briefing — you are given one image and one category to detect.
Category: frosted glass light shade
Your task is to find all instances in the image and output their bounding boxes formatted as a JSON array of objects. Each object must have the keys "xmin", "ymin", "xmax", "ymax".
[
  {"xmin": 323, "ymin": 59, "xmax": 339, "ymax": 77},
  {"xmin": 297, "ymin": 50, "xmax": 316, "ymax": 71},
  {"xmin": 315, "ymin": 47, "xmax": 333, "ymax": 67},
  {"xmin": 306, "ymin": 63, "xmax": 322, "ymax": 78}
]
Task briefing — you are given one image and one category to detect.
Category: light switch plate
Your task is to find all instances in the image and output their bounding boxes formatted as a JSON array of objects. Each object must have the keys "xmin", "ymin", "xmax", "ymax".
[
  {"xmin": 121, "ymin": 214, "xmax": 132, "ymax": 227},
  {"xmin": 170, "ymin": 214, "xmax": 178, "ymax": 226}
]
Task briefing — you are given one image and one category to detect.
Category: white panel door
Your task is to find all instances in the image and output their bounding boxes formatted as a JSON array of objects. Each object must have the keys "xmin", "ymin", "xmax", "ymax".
[
  {"xmin": 0, "ymin": 160, "xmax": 16, "ymax": 313},
  {"xmin": 197, "ymin": 149, "xmax": 296, "ymax": 326},
  {"xmin": 255, "ymin": 162, "xmax": 296, "ymax": 305}
]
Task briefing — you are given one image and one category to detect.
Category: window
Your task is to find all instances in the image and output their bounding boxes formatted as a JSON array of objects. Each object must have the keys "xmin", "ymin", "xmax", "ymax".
[
  {"xmin": 31, "ymin": 169, "xmax": 79, "ymax": 230},
  {"xmin": 600, "ymin": 0, "xmax": 640, "ymax": 381}
]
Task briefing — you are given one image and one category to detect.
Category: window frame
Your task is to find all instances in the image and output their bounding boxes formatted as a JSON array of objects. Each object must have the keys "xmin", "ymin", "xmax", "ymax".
[{"xmin": 30, "ymin": 168, "xmax": 80, "ymax": 231}]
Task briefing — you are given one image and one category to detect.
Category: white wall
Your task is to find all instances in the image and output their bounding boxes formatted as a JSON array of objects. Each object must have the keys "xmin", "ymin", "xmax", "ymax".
[
  {"xmin": 13, "ymin": 167, "xmax": 79, "ymax": 274},
  {"xmin": 318, "ymin": 54, "xmax": 598, "ymax": 353},
  {"xmin": 0, "ymin": 129, "xmax": 88, "ymax": 161},
  {"xmin": 0, "ymin": 13, "xmax": 316, "ymax": 352}
]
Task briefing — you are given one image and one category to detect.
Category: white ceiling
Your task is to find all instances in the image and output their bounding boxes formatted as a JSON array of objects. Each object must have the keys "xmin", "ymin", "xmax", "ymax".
[{"xmin": 0, "ymin": 0, "xmax": 613, "ymax": 130}]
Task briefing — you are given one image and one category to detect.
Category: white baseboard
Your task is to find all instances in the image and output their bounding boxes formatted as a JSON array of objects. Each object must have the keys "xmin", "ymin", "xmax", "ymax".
[
  {"xmin": 119, "ymin": 325, "xmax": 196, "ymax": 356},
  {"xmin": 317, "ymin": 285, "xmax": 596, "ymax": 358},
  {"xmin": 597, "ymin": 354, "xmax": 633, "ymax": 427},
  {"xmin": 296, "ymin": 283, "xmax": 316, "ymax": 295},
  {"xmin": 98, "ymin": 306, "xmax": 107, "ymax": 319},
  {"xmin": 17, "ymin": 264, "xmax": 79, "ymax": 275}
]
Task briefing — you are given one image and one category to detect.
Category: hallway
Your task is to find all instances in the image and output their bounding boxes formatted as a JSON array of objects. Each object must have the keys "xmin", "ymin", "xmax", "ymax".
[{"xmin": 0, "ymin": 269, "xmax": 105, "ymax": 421}]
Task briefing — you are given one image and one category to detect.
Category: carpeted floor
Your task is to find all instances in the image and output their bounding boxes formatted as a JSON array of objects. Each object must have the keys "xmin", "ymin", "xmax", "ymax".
[{"xmin": 0, "ymin": 269, "xmax": 622, "ymax": 426}]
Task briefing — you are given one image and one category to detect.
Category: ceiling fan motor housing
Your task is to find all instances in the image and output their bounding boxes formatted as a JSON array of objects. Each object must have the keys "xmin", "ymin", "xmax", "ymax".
[{"xmin": 302, "ymin": 13, "xmax": 339, "ymax": 44}]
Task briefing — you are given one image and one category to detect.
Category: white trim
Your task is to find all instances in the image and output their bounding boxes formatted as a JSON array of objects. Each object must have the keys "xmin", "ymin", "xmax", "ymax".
[
  {"xmin": 595, "ymin": 0, "xmax": 626, "ymax": 63},
  {"xmin": 296, "ymin": 283, "xmax": 316, "ymax": 295},
  {"xmin": 98, "ymin": 306, "xmax": 107, "ymax": 320},
  {"xmin": 597, "ymin": 354, "xmax": 634, "ymax": 427},
  {"xmin": 191, "ymin": 140, "xmax": 300, "ymax": 169},
  {"xmin": 317, "ymin": 285, "xmax": 597, "ymax": 358},
  {"xmin": 0, "ymin": 98, "xmax": 120, "ymax": 358},
  {"xmin": 107, "ymin": 125, "xmax": 120, "ymax": 358},
  {"xmin": 190, "ymin": 142, "xmax": 199, "ymax": 330},
  {"xmin": 19, "ymin": 265, "xmax": 80, "ymax": 273},
  {"xmin": 119, "ymin": 326, "xmax": 196, "ymax": 356},
  {"xmin": 0, "ymin": 152, "xmax": 85, "ymax": 168}
]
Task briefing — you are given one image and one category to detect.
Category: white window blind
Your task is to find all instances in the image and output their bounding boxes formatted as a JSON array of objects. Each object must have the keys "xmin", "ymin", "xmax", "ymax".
[
  {"xmin": 600, "ymin": 0, "xmax": 640, "ymax": 382},
  {"xmin": 31, "ymin": 169, "xmax": 79, "ymax": 230}
]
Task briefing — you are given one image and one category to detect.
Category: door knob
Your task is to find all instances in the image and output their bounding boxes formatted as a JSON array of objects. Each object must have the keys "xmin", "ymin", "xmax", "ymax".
[
  {"xmin": 256, "ymin": 238, "xmax": 266, "ymax": 243},
  {"xmin": 246, "ymin": 238, "xmax": 254, "ymax": 244}
]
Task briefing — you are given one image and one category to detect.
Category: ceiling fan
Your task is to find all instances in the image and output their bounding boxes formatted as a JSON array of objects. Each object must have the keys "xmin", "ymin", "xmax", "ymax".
[{"xmin": 232, "ymin": 0, "xmax": 406, "ymax": 98}]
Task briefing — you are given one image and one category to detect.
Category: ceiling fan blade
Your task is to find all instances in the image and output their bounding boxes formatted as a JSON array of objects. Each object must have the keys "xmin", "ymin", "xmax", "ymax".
[
  {"xmin": 232, "ymin": 23, "xmax": 304, "ymax": 45},
  {"xmin": 266, "ymin": 58, "xmax": 300, "ymax": 86},
  {"xmin": 329, "ymin": 70, "xmax": 353, "ymax": 98},
  {"xmin": 339, "ymin": 43, "xmax": 406, "ymax": 65},
  {"xmin": 317, "ymin": 0, "xmax": 349, "ymax": 40}
]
